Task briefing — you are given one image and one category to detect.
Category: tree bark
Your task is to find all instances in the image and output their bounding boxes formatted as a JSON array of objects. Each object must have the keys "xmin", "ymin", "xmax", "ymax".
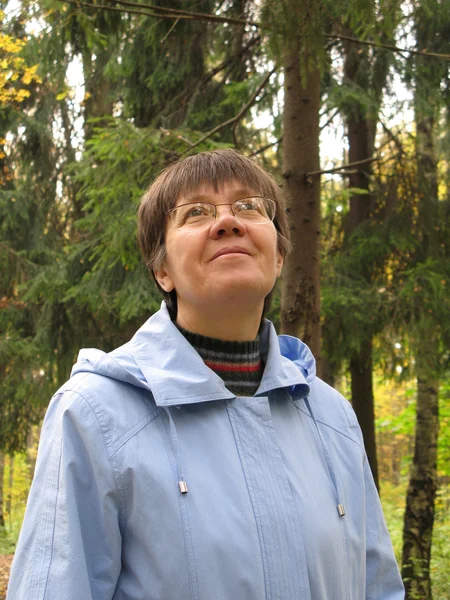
[
  {"xmin": 281, "ymin": 36, "xmax": 321, "ymax": 367},
  {"xmin": 401, "ymin": 9, "xmax": 441, "ymax": 595},
  {"xmin": 341, "ymin": 32, "xmax": 391, "ymax": 490},
  {"xmin": 402, "ymin": 347, "xmax": 439, "ymax": 600},
  {"xmin": 349, "ymin": 338, "xmax": 379, "ymax": 488}
]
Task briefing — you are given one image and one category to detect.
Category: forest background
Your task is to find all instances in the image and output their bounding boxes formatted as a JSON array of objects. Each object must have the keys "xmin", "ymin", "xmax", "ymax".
[{"xmin": 1, "ymin": 0, "xmax": 450, "ymax": 598}]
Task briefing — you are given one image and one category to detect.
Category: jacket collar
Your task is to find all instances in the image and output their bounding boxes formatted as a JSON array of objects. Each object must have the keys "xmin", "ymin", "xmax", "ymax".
[{"xmin": 130, "ymin": 303, "xmax": 310, "ymax": 407}]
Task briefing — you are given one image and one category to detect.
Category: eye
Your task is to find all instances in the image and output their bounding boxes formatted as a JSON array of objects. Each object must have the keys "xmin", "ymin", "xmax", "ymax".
[
  {"xmin": 235, "ymin": 199, "xmax": 260, "ymax": 211},
  {"xmin": 187, "ymin": 205, "xmax": 209, "ymax": 217},
  {"xmin": 234, "ymin": 198, "xmax": 269, "ymax": 219},
  {"xmin": 178, "ymin": 203, "xmax": 214, "ymax": 225}
]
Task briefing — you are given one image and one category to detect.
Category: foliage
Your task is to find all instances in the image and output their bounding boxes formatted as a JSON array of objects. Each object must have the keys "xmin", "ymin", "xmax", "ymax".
[
  {"xmin": 0, "ymin": 2, "xmax": 449, "ymax": 596},
  {"xmin": 0, "ymin": 11, "xmax": 41, "ymax": 108},
  {"xmin": 380, "ymin": 479, "xmax": 450, "ymax": 598},
  {"xmin": 0, "ymin": 453, "xmax": 31, "ymax": 552}
]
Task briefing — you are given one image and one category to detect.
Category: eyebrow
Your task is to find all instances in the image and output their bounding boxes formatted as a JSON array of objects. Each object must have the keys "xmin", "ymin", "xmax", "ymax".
[{"xmin": 180, "ymin": 188, "xmax": 256, "ymax": 205}]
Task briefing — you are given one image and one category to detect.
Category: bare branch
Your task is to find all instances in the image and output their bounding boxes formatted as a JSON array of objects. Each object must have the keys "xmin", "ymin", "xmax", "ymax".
[
  {"xmin": 305, "ymin": 157, "xmax": 378, "ymax": 179},
  {"xmin": 58, "ymin": 0, "xmax": 175, "ymax": 20},
  {"xmin": 319, "ymin": 108, "xmax": 340, "ymax": 131},
  {"xmin": 182, "ymin": 68, "xmax": 276, "ymax": 155},
  {"xmin": 160, "ymin": 16, "xmax": 180, "ymax": 44},
  {"xmin": 207, "ymin": 36, "xmax": 260, "ymax": 84},
  {"xmin": 247, "ymin": 136, "xmax": 283, "ymax": 158},
  {"xmin": 157, "ymin": 34, "xmax": 260, "ymax": 123},
  {"xmin": 57, "ymin": 0, "xmax": 259, "ymax": 26},
  {"xmin": 55, "ymin": 1, "xmax": 450, "ymax": 62},
  {"xmin": 379, "ymin": 120, "xmax": 407, "ymax": 156},
  {"xmin": 159, "ymin": 127, "xmax": 194, "ymax": 148},
  {"xmin": 107, "ymin": 0, "xmax": 258, "ymax": 26},
  {"xmin": 326, "ymin": 34, "xmax": 450, "ymax": 61},
  {"xmin": 56, "ymin": 1, "xmax": 450, "ymax": 61}
]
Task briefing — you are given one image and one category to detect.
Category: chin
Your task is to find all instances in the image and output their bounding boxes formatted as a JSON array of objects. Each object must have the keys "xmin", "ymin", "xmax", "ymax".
[{"xmin": 207, "ymin": 277, "xmax": 272, "ymax": 303}]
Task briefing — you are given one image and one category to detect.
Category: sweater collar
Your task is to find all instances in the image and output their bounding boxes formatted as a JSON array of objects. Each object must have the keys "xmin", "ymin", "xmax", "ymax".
[{"xmin": 129, "ymin": 302, "xmax": 311, "ymax": 407}]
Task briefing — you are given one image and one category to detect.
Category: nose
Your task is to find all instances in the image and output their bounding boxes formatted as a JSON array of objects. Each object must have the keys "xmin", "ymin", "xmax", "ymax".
[{"xmin": 209, "ymin": 205, "xmax": 247, "ymax": 239}]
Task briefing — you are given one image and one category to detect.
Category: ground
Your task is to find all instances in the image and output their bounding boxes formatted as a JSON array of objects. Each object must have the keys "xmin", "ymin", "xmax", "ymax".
[{"xmin": 0, "ymin": 555, "xmax": 13, "ymax": 600}]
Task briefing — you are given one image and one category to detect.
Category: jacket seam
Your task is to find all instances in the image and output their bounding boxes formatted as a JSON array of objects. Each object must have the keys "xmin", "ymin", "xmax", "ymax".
[
  {"xmin": 64, "ymin": 389, "xmax": 128, "ymax": 539},
  {"xmin": 156, "ymin": 388, "xmax": 233, "ymax": 402},
  {"xmin": 42, "ymin": 448, "xmax": 61, "ymax": 600},
  {"xmin": 225, "ymin": 402, "xmax": 269, "ymax": 600},
  {"xmin": 60, "ymin": 383, "xmax": 161, "ymax": 456},
  {"xmin": 110, "ymin": 409, "xmax": 162, "ymax": 458},
  {"xmin": 29, "ymin": 416, "xmax": 63, "ymax": 600},
  {"xmin": 293, "ymin": 402, "xmax": 364, "ymax": 450}
]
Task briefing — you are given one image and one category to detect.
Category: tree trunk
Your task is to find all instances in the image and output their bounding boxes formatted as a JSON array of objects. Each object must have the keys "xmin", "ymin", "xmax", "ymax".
[
  {"xmin": 349, "ymin": 339, "xmax": 379, "ymax": 489},
  {"xmin": 0, "ymin": 451, "xmax": 4, "ymax": 528},
  {"xmin": 281, "ymin": 36, "xmax": 321, "ymax": 368},
  {"xmin": 341, "ymin": 33, "xmax": 391, "ymax": 490},
  {"xmin": 401, "ymin": 9, "xmax": 441, "ymax": 595},
  {"xmin": 401, "ymin": 346, "xmax": 439, "ymax": 600},
  {"xmin": 320, "ymin": 355, "xmax": 335, "ymax": 388},
  {"xmin": 345, "ymin": 98, "xmax": 378, "ymax": 484}
]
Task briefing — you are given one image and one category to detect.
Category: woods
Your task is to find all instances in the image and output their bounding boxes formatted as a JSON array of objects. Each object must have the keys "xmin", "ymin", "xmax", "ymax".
[{"xmin": 1, "ymin": 0, "xmax": 450, "ymax": 597}]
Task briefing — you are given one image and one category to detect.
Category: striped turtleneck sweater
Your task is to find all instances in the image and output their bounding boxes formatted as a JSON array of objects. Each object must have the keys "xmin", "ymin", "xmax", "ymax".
[{"xmin": 176, "ymin": 325, "xmax": 264, "ymax": 397}]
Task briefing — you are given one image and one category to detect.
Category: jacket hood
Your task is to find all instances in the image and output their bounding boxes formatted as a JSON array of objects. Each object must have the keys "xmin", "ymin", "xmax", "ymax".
[{"xmin": 71, "ymin": 303, "xmax": 316, "ymax": 407}]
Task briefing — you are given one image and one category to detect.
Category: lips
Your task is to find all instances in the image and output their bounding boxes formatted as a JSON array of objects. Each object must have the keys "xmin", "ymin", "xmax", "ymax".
[{"xmin": 210, "ymin": 247, "xmax": 251, "ymax": 261}]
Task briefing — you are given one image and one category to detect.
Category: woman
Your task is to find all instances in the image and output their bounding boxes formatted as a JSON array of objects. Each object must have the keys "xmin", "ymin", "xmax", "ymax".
[{"xmin": 8, "ymin": 149, "xmax": 404, "ymax": 599}]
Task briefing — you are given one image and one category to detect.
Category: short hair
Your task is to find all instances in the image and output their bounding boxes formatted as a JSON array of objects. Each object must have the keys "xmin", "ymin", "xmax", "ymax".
[{"xmin": 137, "ymin": 149, "xmax": 291, "ymax": 318}]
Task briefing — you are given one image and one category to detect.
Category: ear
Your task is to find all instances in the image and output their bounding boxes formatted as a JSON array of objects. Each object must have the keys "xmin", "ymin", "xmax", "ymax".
[
  {"xmin": 153, "ymin": 262, "xmax": 175, "ymax": 292},
  {"xmin": 276, "ymin": 251, "xmax": 284, "ymax": 278}
]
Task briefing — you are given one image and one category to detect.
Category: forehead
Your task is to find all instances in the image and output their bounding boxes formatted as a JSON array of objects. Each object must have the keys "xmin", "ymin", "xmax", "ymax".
[{"xmin": 175, "ymin": 180, "xmax": 257, "ymax": 206}]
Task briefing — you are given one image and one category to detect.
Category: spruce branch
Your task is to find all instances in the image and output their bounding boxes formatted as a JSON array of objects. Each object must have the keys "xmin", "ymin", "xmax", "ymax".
[
  {"xmin": 181, "ymin": 68, "xmax": 276, "ymax": 155},
  {"xmin": 157, "ymin": 34, "xmax": 260, "ymax": 124},
  {"xmin": 56, "ymin": 1, "xmax": 450, "ymax": 61}
]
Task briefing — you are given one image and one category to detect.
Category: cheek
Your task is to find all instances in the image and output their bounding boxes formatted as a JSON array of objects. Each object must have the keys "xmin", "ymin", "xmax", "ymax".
[{"xmin": 165, "ymin": 234, "xmax": 204, "ymax": 283}]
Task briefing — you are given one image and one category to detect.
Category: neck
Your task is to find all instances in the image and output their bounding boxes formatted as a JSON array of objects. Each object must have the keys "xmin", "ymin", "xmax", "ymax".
[{"xmin": 175, "ymin": 298, "xmax": 264, "ymax": 341}]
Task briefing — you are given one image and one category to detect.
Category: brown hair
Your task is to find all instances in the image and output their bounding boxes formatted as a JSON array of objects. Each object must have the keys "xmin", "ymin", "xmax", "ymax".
[{"xmin": 138, "ymin": 149, "xmax": 291, "ymax": 317}]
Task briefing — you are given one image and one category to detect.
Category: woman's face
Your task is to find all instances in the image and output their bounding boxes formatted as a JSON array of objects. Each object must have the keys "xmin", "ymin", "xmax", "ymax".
[{"xmin": 154, "ymin": 180, "xmax": 284, "ymax": 314}]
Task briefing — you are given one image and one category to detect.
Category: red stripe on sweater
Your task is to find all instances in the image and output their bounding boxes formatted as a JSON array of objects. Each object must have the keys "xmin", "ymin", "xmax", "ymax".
[{"xmin": 204, "ymin": 361, "xmax": 261, "ymax": 373}]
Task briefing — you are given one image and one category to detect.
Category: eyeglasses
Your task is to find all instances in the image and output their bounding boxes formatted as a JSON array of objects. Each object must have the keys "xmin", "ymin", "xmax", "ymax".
[{"xmin": 167, "ymin": 197, "xmax": 276, "ymax": 229}]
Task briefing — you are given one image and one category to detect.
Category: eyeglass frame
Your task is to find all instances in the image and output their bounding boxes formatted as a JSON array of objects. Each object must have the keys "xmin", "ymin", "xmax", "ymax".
[{"xmin": 166, "ymin": 196, "xmax": 277, "ymax": 227}]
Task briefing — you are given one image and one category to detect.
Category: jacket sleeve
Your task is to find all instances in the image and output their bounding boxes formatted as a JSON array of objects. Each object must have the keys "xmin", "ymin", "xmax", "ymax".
[
  {"xmin": 7, "ymin": 389, "xmax": 123, "ymax": 600},
  {"xmin": 363, "ymin": 456, "xmax": 405, "ymax": 599}
]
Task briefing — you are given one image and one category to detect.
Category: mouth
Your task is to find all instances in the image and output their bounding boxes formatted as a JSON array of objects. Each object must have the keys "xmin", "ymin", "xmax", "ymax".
[{"xmin": 210, "ymin": 247, "xmax": 251, "ymax": 261}]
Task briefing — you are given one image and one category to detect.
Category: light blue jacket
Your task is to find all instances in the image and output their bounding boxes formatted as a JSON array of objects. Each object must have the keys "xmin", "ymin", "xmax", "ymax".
[{"xmin": 8, "ymin": 303, "xmax": 404, "ymax": 600}]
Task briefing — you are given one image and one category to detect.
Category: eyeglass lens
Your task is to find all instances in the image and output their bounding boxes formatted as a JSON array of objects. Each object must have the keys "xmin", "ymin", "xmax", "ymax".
[{"xmin": 171, "ymin": 198, "xmax": 275, "ymax": 228}]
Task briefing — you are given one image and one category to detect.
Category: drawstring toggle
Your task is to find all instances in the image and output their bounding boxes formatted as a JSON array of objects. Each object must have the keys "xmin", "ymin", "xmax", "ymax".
[
  {"xmin": 337, "ymin": 504, "xmax": 346, "ymax": 517},
  {"xmin": 179, "ymin": 481, "xmax": 188, "ymax": 494}
]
